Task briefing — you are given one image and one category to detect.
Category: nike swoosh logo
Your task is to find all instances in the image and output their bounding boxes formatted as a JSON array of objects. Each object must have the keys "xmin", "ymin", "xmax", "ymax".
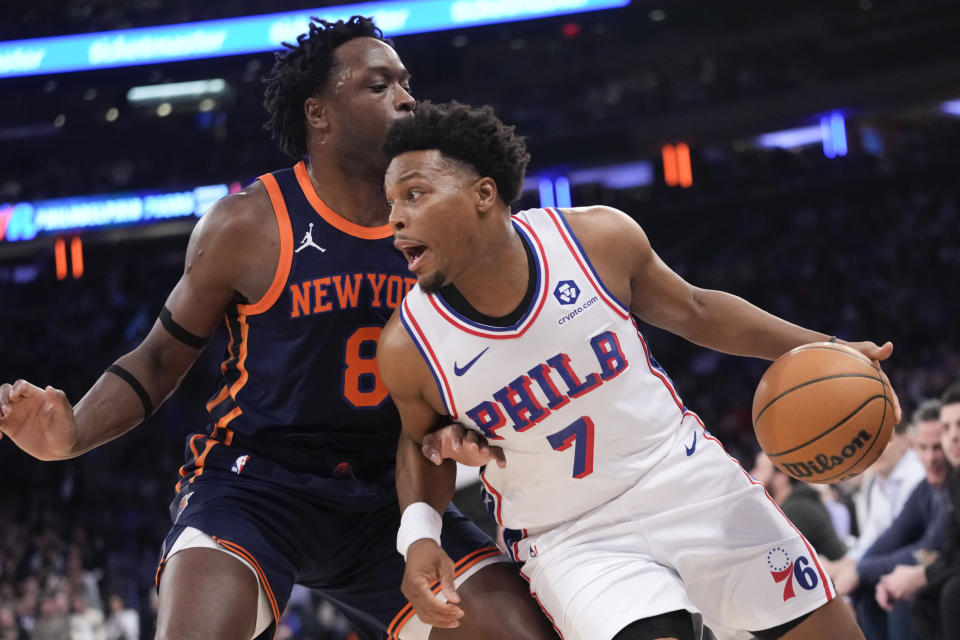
[
  {"xmin": 685, "ymin": 431, "xmax": 697, "ymax": 456},
  {"xmin": 454, "ymin": 347, "xmax": 490, "ymax": 376}
]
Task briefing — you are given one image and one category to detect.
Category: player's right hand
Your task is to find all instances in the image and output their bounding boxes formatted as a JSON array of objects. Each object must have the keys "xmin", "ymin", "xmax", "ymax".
[
  {"xmin": 401, "ymin": 539, "xmax": 464, "ymax": 628},
  {"xmin": 875, "ymin": 580, "xmax": 893, "ymax": 612},
  {"xmin": 0, "ymin": 380, "xmax": 78, "ymax": 461},
  {"xmin": 421, "ymin": 423, "xmax": 506, "ymax": 469}
]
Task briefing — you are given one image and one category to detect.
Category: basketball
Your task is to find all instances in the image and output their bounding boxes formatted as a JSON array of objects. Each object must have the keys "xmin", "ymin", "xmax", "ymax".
[{"xmin": 752, "ymin": 342, "xmax": 895, "ymax": 484}]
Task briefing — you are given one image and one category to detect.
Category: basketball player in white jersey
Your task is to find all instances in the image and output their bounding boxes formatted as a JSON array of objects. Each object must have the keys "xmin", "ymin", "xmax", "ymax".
[{"xmin": 376, "ymin": 101, "xmax": 899, "ymax": 640}]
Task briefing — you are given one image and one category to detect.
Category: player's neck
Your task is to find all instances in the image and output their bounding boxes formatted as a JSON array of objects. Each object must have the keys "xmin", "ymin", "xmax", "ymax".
[
  {"xmin": 448, "ymin": 224, "xmax": 530, "ymax": 318},
  {"xmin": 303, "ymin": 157, "xmax": 390, "ymax": 227}
]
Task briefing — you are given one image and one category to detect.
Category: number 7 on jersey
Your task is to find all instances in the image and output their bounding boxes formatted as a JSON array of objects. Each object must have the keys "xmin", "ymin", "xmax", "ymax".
[{"xmin": 546, "ymin": 416, "xmax": 595, "ymax": 478}]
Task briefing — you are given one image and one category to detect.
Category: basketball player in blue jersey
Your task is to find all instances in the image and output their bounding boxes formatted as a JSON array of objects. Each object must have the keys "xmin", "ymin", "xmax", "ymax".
[
  {"xmin": 377, "ymin": 101, "xmax": 902, "ymax": 640},
  {"xmin": 0, "ymin": 19, "xmax": 556, "ymax": 640}
]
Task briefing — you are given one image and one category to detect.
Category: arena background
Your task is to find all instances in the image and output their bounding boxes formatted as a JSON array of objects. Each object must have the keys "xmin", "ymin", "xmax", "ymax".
[{"xmin": 1, "ymin": 1, "xmax": 959, "ymax": 637}]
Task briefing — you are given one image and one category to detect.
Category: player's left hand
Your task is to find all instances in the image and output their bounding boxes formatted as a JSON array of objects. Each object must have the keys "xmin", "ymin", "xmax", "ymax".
[
  {"xmin": 840, "ymin": 340, "xmax": 902, "ymax": 424},
  {"xmin": 421, "ymin": 423, "xmax": 506, "ymax": 469},
  {"xmin": 401, "ymin": 539, "xmax": 464, "ymax": 628},
  {"xmin": 877, "ymin": 564, "xmax": 927, "ymax": 605}
]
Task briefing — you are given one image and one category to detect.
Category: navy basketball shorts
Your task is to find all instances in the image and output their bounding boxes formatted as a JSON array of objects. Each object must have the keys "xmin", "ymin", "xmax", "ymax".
[{"xmin": 157, "ymin": 469, "xmax": 505, "ymax": 640}]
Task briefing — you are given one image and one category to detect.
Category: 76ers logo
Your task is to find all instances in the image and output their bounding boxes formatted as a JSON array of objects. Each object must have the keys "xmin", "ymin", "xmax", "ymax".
[{"xmin": 767, "ymin": 546, "xmax": 820, "ymax": 601}]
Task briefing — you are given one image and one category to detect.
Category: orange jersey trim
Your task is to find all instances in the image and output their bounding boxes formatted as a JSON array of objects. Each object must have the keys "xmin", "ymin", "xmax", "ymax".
[
  {"xmin": 220, "ymin": 313, "xmax": 237, "ymax": 375},
  {"xmin": 294, "ymin": 161, "xmax": 393, "ymax": 240},
  {"xmin": 227, "ymin": 313, "xmax": 251, "ymax": 400},
  {"xmin": 205, "ymin": 385, "xmax": 230, "ymax": 413},
  {"xmin": 387, "ymin": 546, "xmax": 502, "ymax": 638},
  {"xmin": 213, "ymin": 536, "xmax": 281, "ymax": 631},
  {"xmin": 240, "ymin": 172, "xmax": 294, "ymax": 316}
]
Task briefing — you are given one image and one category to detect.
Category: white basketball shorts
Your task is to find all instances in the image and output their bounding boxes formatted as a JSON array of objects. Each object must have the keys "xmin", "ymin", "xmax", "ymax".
[{"xmin": 514, "ymin": 412, "xmax": 836, "ymax": 640}]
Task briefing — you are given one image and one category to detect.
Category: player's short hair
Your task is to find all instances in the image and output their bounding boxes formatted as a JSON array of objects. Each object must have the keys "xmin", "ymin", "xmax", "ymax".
[
  {"xmin": 911, "ymin": 398, "xmax": 943, "ymax": 427},
  {"xmin": 942, "ymin": 383, "xmax": 960, "ymax": 407},
  {"xmin": 263, "ymin": 16, "xmax": 390, "ymax": 159},
  {"xmin": 383, "ymin": 101, "xmax": 531, "ymax": 205}
]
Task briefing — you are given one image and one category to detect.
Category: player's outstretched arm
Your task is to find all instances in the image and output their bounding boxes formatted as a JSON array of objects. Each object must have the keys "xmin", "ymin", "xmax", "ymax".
[
  {"xmin": 563, "ymin": 205, "xmax": 894, "ymax": 354},
  {"xmin": 377, "ymin": 310, "xmax": 465, "ymax": 628},
  {"xmin": 563, "ymin": 205, "xmax": 902, "ymax": 421},
  {"xmin": 0, "ymin": 186, "xmax": 273, "ymax": 460}
]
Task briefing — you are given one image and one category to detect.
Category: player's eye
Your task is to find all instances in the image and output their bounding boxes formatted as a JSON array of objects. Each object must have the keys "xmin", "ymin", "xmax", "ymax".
[
  {"xmin": 370, "ymin": 84, "xmax": 388, "ymax": 93},
  {"xmin": 408, "ymin": 189, "xmax": 422, "ymax": 201}
]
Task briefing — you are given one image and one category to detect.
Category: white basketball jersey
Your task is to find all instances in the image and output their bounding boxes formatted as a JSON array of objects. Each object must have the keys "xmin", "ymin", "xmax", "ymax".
[{"xmin": 400, "ymin": 208, "xmax": 687, "ymax": 536}]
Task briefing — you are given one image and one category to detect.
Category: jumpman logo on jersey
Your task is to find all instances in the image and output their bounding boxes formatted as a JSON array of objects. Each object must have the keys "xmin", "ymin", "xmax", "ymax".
[{"xmin": 295, "ymin": 223, "xmax": 327, "ymax": 253}]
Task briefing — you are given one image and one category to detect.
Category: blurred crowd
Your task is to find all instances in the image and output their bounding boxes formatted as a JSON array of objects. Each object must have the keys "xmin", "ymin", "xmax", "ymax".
[{"xmin": 0, "ymin": 514, "xmax": 141, "ymax": 640}]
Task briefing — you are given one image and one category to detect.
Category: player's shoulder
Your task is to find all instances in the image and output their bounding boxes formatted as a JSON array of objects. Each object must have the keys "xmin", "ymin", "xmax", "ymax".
[
  {"xmin": 555, "ymin": 205, "xmax": 639, "ymax": 232},
  {"xmin": 182, "ymin": 177, "xmax": 282, "ymax": 293},
  {"xmin": 554, "ymin": 205, "xmax": 648, "ymax": 253},
  {"xmin": 379, "ymin": 306, "xmax": 415, "ymax": 355},
  {"xmin": 194, "ymin": 179, "xmax": 274, "ymax": 241}
]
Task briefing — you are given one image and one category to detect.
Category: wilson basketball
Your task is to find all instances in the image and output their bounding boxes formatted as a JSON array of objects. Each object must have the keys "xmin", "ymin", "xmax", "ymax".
[{"xmin": 752, "ymin": 342, "xmax": 895, "ymax": 484}]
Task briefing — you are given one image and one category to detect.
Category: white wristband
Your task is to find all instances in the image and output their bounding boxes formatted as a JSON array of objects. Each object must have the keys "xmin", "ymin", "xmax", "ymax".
[{"xmin": 397, "ymin": 502, "xmax": 443, "ymax": 560}]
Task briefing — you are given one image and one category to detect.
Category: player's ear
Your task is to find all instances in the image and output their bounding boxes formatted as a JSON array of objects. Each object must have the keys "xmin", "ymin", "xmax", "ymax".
[
  {"xmin": 474, "ymin": 177, "xmax": 498, "ymax": 215},
  {"xmin": 304, "ymin": 97, "xmax": 330, "ymax": 136}
]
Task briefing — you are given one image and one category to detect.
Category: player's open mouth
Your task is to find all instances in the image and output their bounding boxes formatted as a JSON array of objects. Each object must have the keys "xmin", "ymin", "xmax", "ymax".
[{"xmin": 395, "ymin": 239, "xmax": 429, "ymax": 271}]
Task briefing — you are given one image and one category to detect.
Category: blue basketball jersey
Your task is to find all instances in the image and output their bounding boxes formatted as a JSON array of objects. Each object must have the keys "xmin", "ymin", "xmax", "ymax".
[{"xmin": 176, "ymin": 162, "xmax": 414, "ymax": 502}]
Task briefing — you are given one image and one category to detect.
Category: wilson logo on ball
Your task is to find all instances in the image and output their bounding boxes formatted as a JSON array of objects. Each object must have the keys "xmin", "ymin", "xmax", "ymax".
[{"xmin": 780, "ymin": 429, "xmax": 872, "ymax": 479}]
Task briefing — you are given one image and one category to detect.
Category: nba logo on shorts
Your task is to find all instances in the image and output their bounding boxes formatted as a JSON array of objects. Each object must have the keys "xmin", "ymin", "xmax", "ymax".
[
  {"xmin": 554, "ymin": 280, "xmax": 580, "ymax": 305},
  {"xmin": 231, "ymin": 455, "xmax": 250, "ymax": 475},
  {"xmin": 176, "ymin": 491, "xmax": 193, "ymax": 521},
  {"xmin": 766, "ymin": 546, "xmax": 819, "ymax": 601}
]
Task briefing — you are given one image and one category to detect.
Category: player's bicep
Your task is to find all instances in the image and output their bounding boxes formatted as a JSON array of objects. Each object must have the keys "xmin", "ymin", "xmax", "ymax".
[
  {"xmin": 378, "ymin": 312, "xmax": 445, "ymax": 443},
  {"xmin": 629, "ymin": 240, "xmax": 703, "ymax": 334}
]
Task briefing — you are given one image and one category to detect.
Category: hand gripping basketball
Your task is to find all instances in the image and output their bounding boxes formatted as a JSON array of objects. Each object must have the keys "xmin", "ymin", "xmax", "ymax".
[{"xmin": 752, "ymin": 341, "xmax": 898, "ymax": 484}]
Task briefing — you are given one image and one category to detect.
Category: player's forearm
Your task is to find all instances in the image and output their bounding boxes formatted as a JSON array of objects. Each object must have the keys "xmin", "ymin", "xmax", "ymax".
[
  {"xmin": 69, "ymin": 338, "xmax": 193, "ymax": 457},
  {"xmin": 678, "ymin": 288, "xmax": 830, "ymax": 360},
  {"xmin": 396, "ymin": 433, "xmax": 457, "ymax": 513}
]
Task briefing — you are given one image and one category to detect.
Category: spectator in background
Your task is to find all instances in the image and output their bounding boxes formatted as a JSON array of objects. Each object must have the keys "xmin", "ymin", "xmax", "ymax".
[
  {"xmin": 751, "ymin": 451, "xmax": 847, "ymax": 560},
  {"xmin": 30, "ymin": 592, "xmax": 69, "ymax": 640},
  {"xmin": 876, "ymin": 384, "xmax": 960, "ymax": 639},
  {"xmin": 823, "ymin": 399, "xmax": 949, "ymax": 640},
  {"xmin": 0, "ymin": 602, "xmax": 22, "ymax": 640},
  {"xmin": 103, "ymin": 594, "xmax": 138, "ymax": 640},
  {"xmin": 851, "ymin": 420, "xmax": 925, "ymax": 559},
  {"xmin": 69, "ymin": 592, "xmax": 104, "ymax": 640}
]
